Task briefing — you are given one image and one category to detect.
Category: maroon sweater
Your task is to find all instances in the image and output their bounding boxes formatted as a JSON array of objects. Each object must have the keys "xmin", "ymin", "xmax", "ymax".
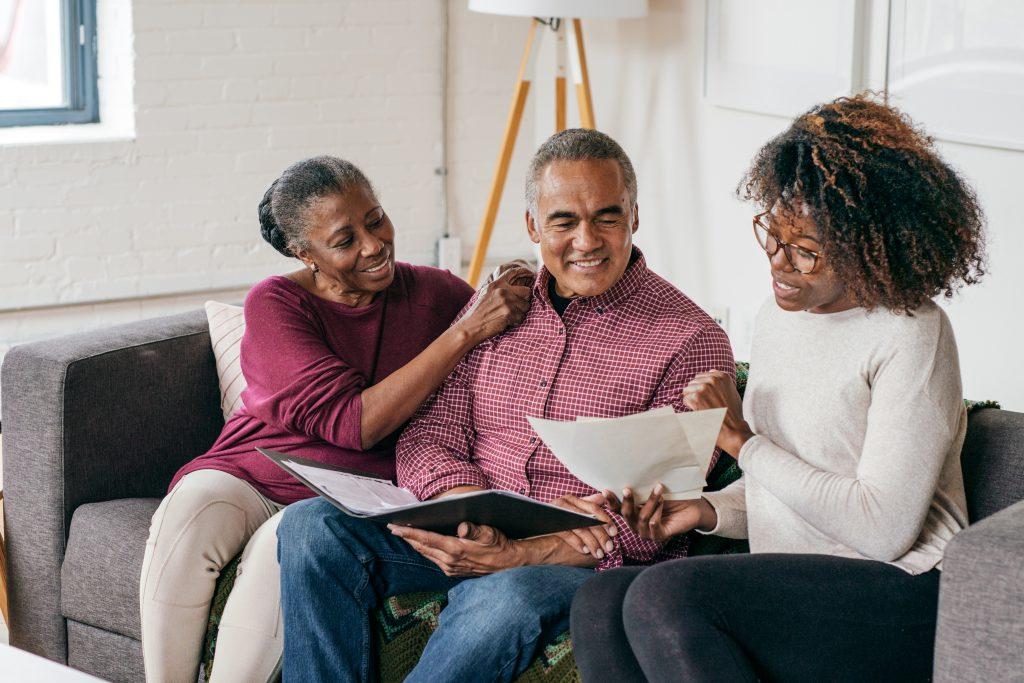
[{"xmin": 170, "ymin": 263, "xmax": 474, "ymax": 504}]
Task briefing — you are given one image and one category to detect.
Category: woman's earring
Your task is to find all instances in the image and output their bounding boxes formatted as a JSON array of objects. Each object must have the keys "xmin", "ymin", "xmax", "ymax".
[{"xmin": 309, "ymin": 263, "xmax": 319, "ymax": 274}]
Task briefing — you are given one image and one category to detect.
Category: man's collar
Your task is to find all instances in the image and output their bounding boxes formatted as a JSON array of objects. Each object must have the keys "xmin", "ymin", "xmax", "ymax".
[{"xmin": 534, "ymin": 246, "xmax": 649, "ymax": 314}]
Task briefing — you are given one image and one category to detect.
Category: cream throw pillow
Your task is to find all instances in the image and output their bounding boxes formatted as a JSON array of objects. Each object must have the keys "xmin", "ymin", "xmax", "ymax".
[{"xmin": 205, "ymin": 300, "xmax": 247, "ymax": 422}]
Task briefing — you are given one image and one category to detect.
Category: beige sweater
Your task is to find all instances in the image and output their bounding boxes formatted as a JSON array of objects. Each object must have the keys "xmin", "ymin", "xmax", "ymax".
[{"xmin": 703, "ymin": 299, "xmax": 968, "ymax": 575}]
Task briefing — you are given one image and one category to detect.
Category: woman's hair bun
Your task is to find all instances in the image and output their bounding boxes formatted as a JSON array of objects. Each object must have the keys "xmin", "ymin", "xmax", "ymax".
[
  {"xmin": 259, "ymin": 156, "xmax": 376, "ymax": 260},
  {"xmin": 258, "ymin": 180, "xmax": 294, "ymax": 257}
]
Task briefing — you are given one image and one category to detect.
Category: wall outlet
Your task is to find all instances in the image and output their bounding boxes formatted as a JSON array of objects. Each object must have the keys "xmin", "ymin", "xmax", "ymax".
[
  {"xmin": 708, "ymin": 305, "xmax": 730, "ymax": 334},
  {"xmin": 437, "ymin": 236, "xmax": 462, "ymax": 274}
]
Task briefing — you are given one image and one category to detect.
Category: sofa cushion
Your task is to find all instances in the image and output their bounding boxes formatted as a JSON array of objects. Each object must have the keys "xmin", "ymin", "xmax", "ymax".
[
  {"xmin": 961, "ymin": 408, "xmax": 1024, "ymax": 522},
  {"xmin": 68, "ymin": 619, "xmax": 146, "ymax": 683},
  {"xmin": 61, "ymin": 498, "xmax": 160, "ymax": 641}
]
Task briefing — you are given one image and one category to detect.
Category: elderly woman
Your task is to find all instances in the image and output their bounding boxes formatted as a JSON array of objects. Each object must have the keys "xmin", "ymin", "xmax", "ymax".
[
  {"xmin": 570, "ymin": 95, "xmax": 986, "ymax": 681},
  {"xmin": 139, "ymin": 156, "xmax": 531, "ymax": 683}
]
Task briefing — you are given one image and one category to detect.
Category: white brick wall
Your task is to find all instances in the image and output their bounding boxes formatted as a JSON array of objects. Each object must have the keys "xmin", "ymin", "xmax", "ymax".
[{"xmin": 0, "ymin": 1, "xmax": 535, "ymax": 369}]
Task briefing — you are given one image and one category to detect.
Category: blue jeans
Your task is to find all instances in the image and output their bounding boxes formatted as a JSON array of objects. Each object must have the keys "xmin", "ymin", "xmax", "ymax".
[{"xmin": 277, "ymin": 497, "xmax": 594, "ymax": 683}]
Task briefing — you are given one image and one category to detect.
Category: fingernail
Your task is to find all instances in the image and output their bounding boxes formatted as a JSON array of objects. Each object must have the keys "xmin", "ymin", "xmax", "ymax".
[
  {"xmin": 582, "ymin": 547, "xmax": 590, "ymax": 554},
  {"xmin": 607, "ymin": 525, "xmax": 617, "ymax": 536},
  {"xmin": 604, "ymin": 541, "xmax": 614, "ymax": 553},
  {"xmin": 595, "ymin": 550, "xmax": 605, "ymax": 559}
]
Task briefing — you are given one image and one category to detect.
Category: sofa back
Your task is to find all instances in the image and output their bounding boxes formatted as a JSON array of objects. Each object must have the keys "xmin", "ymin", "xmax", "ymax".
[{"xmin": 961, "ymin": 408, "xmax": 1024, "ymax": 523}]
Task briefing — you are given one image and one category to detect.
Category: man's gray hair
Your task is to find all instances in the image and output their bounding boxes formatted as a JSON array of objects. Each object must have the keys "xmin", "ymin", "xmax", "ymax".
[{"xmin": 525, "ymin": 128, "xmax": 638, "ymax": 217}]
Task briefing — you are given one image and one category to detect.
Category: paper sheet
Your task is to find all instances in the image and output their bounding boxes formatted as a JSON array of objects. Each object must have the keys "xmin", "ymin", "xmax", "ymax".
[
  {"xmin": 527, "ymin": 407, "xmax": 726, "ymax": 501},
  {"xmin": 284, "ymin": 460, "xmax": 419, "ymax": 514}
]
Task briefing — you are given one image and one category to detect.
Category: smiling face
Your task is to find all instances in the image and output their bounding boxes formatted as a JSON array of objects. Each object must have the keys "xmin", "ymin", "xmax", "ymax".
[
  {"xmin": 763, "ymin": 204, "xmax": 854, "ymax": 314},
  {"xmin": 295, "ymin": 184, "xmax": 396, "ymax": 305},
  {"xmin": 526, "ymin": 159, "xmax": 638, "ymax": 299}
]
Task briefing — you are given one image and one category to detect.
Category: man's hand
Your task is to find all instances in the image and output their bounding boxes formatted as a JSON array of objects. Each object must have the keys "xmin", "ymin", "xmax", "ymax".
[
  {"xmin": 388, "ymin": 522, "xmax": 522, "ymax": 577},
  {"xmin": 603, "ymin": 484, "xmax": 717, "ymax": 543},
  {"xmin": 550, "ymin": 493, "xmax": 618, "ymax": 560},
  {"xmin": 682, "ymin": 370, "xmax": 754, "ymax": 456}
]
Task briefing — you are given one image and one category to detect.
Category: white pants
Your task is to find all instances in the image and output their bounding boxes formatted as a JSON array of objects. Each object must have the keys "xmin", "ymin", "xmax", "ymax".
[{"xmin": 139, "ymin": 469, "xmax": 285, "ymax": 683}]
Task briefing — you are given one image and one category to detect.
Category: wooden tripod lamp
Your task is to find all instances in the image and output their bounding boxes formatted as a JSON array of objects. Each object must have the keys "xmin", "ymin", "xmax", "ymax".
[{"xmin": 465, "ymin": 0, "xmax": 649, "ymax": 286}]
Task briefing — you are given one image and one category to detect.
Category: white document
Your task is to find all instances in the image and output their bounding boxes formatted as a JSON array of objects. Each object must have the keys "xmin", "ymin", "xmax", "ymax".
[
  {"xmin": 283, "ymin": 460, "xmax": 419, "ymax": 514},
  {"xmin": 527, "ymin": 407, "xmax": 726, "ymax": 501}
]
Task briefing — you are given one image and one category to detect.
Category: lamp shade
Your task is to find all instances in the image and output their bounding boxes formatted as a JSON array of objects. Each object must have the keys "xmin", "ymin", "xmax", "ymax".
[{"xmin": 468, "ymin": 0, "xmax": 648, "ymax": 19}]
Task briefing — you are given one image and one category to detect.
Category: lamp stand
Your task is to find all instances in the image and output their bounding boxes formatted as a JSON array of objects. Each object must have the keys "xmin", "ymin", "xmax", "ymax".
[{"xmin": 465, "ymin": 18, "xmax": 595, "ymax": 286}]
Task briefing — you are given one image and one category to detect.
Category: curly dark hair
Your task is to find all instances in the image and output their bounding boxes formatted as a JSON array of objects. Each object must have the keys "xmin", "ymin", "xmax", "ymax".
[{"xmin": 739, "ymin": 93, "xmax": 986, "ymax": 312}]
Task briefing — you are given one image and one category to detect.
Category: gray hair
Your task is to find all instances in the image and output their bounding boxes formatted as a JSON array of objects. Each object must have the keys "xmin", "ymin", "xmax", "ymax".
[
  {"xmin": 258, "ymin": 155, "xmax": 377, "ymax": 258},
  {"xmin": 525, "ymin": 128, "xmax": 638, "ymax": 217}
]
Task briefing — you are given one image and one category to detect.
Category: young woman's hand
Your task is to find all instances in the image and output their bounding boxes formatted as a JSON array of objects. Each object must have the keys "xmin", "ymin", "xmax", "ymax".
[
  {"xmin": 682, "ymin": 370, "xmax": 755, "ymax": 456},
  {"xmin": 603, "ymin": 485, "xmax": 717, "ymax": 543},
  {"xmin": 457, "ymin": 267, "xmax": 532, "ymax": 343}
]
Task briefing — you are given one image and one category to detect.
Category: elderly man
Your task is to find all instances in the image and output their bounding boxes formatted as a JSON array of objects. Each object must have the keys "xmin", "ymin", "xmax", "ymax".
[{"xmin": 277, "ymin": 129, "xmax": 734, "ymax": 682}]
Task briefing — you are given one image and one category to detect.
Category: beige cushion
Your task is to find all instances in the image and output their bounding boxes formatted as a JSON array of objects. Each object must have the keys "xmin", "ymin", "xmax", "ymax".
[{"xmin": 204, "ymin": 301, "xmax": 247, "ymax": 422}]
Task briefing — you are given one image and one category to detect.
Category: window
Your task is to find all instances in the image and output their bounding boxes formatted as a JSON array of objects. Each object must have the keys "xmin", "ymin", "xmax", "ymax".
[{"xmin": 0, "ymin": 0, "xmax": 97, "ymax": 127}]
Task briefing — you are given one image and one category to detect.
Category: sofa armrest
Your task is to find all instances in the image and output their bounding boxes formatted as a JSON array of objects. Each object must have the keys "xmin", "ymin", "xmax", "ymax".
[
  {"xmin": 934, "ymin": 498, "xmax": 1024, "ymax": 682},
  {"xmin": 0, "ymin": 309, "xmax": 223, "ymax": 662}
]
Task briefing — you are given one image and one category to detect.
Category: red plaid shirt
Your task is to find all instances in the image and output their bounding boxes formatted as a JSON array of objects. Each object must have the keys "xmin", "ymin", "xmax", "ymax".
[{"xmin": 396, "ymin": 249, "xmax": 735, "ymax": 569}]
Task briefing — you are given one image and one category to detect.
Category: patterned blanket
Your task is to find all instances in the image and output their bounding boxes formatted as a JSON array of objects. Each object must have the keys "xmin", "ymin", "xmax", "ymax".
[{"xmin": 200, "ymin": 361, "xmax": 997, "ymax": 681}]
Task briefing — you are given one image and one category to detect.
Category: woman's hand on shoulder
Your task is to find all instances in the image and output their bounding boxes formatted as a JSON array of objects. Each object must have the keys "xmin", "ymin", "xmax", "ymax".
[
  {"xmin": 486, "ymin": 259, "xmax": 535, "ymax": 288},
  {"xmin": 456, "ymin": 266, "xmax": 532, "ymax": 344},
  {"xmin": 603, "ymin": 485, "xmax": 717, "ymax": 543}
]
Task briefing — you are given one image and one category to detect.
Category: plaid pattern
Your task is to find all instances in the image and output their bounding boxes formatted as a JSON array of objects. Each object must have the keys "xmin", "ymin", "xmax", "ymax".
[{"xmin": 397, "ymin": 249, "xmax": 735, "ymax": 570}]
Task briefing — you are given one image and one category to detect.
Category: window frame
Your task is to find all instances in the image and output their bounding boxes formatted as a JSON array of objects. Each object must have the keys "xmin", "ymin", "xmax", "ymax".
[{"xmin": 0, "ymin": 0, "xmax": 98, "ymax": 128}]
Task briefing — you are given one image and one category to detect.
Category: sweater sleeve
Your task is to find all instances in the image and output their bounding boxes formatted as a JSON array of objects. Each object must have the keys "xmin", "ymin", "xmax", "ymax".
[
  {"xmin": 700, "ymin": 477, "xmax": 748, "ymax": 538},
  {"xmin": 737, "ymin": 311, "xmax": 965, "ymax": 562},
  {"xmin": 598, "ymin": 324, "xmax": 737, "ymax": 569},
  {"xmin": 239, "ymin": 281, "xmax": 367, "ymax": 450}
]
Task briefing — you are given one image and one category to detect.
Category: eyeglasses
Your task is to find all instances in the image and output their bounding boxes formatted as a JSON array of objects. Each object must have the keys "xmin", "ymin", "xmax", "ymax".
[{"xmin": 752, "ymin": 212, "xmax": 821, "ymax": 275}]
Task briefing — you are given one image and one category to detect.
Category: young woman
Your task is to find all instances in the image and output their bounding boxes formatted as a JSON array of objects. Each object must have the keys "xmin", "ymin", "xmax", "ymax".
[
  {"xmin": 570, "ymin": 95, "xmax": 986, "ymax": 681},
  {"xmin": 139, "ymin": 156, "xmax": 531, "ymax": 683}
]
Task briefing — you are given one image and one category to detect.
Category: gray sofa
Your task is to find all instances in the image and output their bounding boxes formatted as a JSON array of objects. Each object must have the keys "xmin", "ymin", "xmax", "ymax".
[{"xmin": 1, "ymin": 310, "xmax": 1022, "ymax": 682}]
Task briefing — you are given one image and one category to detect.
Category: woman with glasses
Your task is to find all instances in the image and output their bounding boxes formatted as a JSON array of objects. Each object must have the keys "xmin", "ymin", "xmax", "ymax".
[{"xmin": 570, "ymin": 94, "xmax": 986, "ymax": 681}]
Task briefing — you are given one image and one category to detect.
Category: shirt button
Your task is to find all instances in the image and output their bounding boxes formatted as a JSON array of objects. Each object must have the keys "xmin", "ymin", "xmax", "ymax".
[
  {"xmin": 540, "ymin": 379, "xmax": 547, "ymax": 387},
  {"xmin": 596, "ymin": 307, "xmax": 605, "ymax": 314},
  {"xmin": 558, "ymin": 328, "xmax": 564, "ymax": 335},
  {"xmin": 519, "ymin": 487, "xmax": 527, "ymax": 495},
  {"xmin": 529, "ymin": 436, "xmax": 537, "ymax": 443}
]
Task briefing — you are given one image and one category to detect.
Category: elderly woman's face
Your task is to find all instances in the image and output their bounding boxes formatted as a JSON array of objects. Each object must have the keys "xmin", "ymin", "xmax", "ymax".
[
  {"xmin": 764, "ymin": 204, "xmax": 851, "ymax": 314},
  {"xmin": 300, "ymin": 185, "xmax": 396, "ymax": 298}
]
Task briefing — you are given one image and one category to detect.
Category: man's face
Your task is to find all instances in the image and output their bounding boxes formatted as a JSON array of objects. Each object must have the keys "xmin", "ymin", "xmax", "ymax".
[{"xmin": 526, "ymin": 159, "xmax": 638, "ymax": 298}]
